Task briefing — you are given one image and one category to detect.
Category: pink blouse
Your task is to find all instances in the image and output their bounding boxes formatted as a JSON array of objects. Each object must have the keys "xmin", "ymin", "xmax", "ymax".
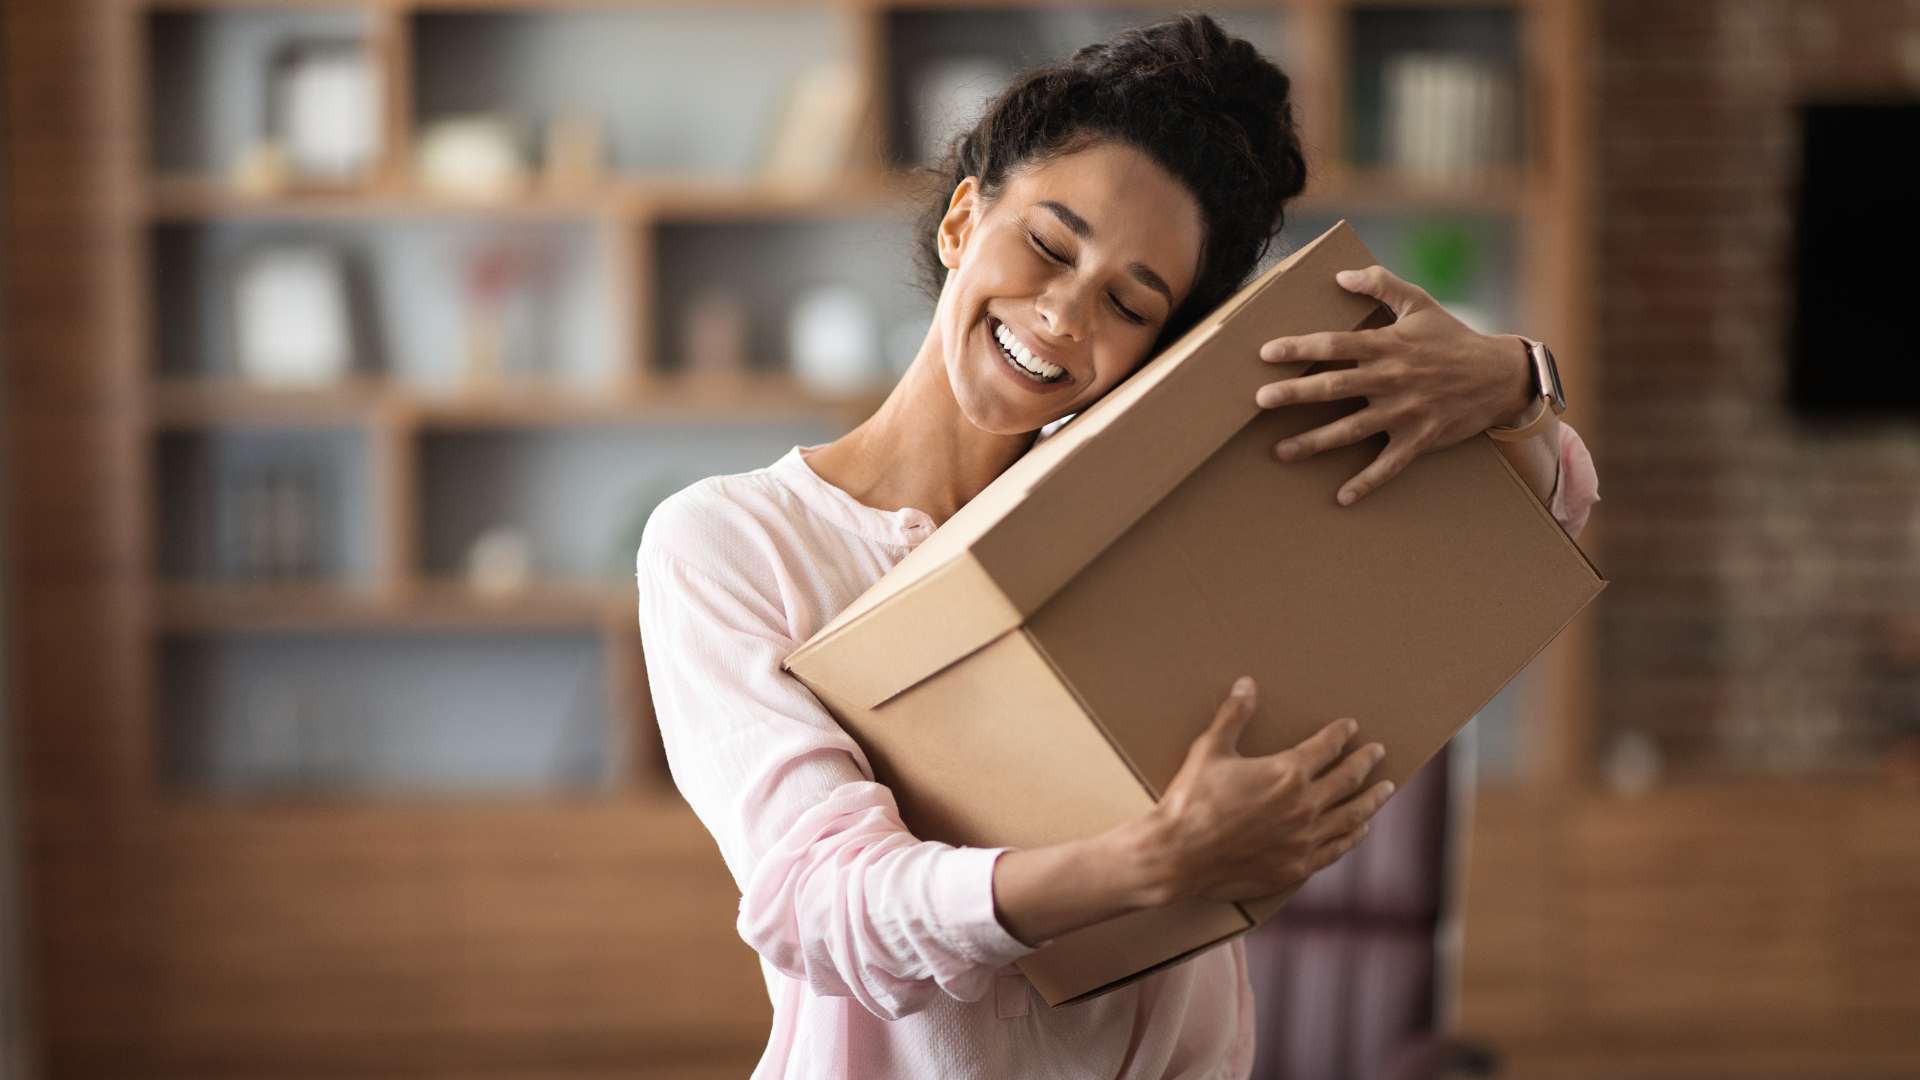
[{"xmin": 635, "ymin": 422, "xmax": 1598, "ymax": 1079}]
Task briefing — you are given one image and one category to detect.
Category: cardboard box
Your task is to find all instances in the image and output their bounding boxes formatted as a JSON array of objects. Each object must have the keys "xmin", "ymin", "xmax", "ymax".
[{"xmin": 781, "ymin": 220, "xmax": 1604, "ymax": 1007}]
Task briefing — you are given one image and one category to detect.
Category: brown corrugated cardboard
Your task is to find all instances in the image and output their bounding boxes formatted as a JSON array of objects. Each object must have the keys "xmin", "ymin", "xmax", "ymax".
[{"xmin": 782, "ymin": 220, "xmax": 1605, "ymax": 1007}]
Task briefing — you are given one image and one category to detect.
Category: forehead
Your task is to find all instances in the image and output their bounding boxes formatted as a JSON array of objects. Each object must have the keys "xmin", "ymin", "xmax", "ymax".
[{"xmin": 997, "ymin": 140, "xmax": 1204, "ymax": 299}]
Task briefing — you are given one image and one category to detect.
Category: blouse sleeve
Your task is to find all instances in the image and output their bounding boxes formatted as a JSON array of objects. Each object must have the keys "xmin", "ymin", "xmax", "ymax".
[
  {"xmin": 635, "ymin": 507, "xmax": 1041, "ymax": 1021},
  {"xmin": 1547, "ymin": 420, "xmax": 1601, "ymax": 539}
]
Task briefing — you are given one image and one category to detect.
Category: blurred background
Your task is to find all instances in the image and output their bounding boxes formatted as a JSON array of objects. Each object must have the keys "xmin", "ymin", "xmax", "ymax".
[{"xmin": 2, "ymin": 0, "xmax": 1918, "ymax": 1077}]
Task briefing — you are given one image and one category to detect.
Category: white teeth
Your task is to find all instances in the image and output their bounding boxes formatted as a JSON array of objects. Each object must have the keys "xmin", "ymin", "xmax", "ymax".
[{"xmin": 994, "ymin": 322, "xmax": 1064, "ymax": 381}]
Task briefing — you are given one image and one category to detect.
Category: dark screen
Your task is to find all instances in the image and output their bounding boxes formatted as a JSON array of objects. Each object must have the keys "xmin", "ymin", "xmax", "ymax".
[{"xmin": 1790, "ymin": 102, "xmax": 1920, "ymax": 416}]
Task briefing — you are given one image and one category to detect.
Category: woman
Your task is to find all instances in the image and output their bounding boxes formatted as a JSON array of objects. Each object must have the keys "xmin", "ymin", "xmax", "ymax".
[{"xmin": 636, "ymin": 14, "xmax": 1599, "ymax": 1079}]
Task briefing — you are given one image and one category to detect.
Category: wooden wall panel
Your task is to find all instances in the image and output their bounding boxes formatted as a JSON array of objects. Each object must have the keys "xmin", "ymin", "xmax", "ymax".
[{"xmin": 1460, "ymin": 783, "xmax": 1920, "ymax": 1077}]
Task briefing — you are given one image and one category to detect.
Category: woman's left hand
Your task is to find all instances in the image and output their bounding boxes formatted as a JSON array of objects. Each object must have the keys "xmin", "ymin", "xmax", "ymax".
[{"xmin": 1253, "ymin": 264, "xmax": 1537, "ymax": 506}]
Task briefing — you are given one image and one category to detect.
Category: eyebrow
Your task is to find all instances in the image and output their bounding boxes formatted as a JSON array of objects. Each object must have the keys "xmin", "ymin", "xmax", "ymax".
[{"xmin": 1035, "ymin": 199, "xmax": 1174, "ymax": 308}]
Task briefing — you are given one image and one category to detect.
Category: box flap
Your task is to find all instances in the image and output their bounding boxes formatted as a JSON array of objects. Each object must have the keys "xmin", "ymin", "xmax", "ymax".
[{"xmin": 785, "ymin": 221, "xmax": 1385, "ymax": 708}]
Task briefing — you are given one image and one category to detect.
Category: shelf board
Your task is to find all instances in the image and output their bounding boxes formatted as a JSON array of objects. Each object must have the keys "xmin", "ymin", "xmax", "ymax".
[
  {"xmin": 1295, "ymin": 165, "xmax": 1537, "ymax": 215},
  {"xmin": 147, "ymin": 175, "xmax": 611, "ymax": 221},
  {"xmin": 149, "ymin": 375, "xmax": 392, "ymax": 427},
  {"xmin": 148, "ymin": 373, "xmax": 889, "ymax": 429},
  {"xmin": 146, "ymin": 172, "xmax": 919, "ymax": 223},
  {"xmin": 153, "ymin": 577, "xmax": 634, "ymax": 633},
  {"xmin": 146, "ymin": 166, "xmax": 1542, "ymax": 222}
]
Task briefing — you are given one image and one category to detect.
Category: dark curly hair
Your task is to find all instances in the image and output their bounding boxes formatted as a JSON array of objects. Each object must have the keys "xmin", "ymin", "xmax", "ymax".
[{"xmin": 911, "ymin": 11, "xmax": 1310, "ymax": 355}]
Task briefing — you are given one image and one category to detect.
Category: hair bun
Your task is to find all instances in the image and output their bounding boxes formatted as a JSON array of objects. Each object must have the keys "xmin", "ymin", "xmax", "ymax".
[{"xmin": 914, "ymin": 12, "xmax": 1310, "ymax": 342}]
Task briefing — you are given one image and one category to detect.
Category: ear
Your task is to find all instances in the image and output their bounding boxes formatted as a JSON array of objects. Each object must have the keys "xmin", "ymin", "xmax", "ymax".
[{"xmin": 936, "ymin": 176, "xmax": 982, "ymax": 271}]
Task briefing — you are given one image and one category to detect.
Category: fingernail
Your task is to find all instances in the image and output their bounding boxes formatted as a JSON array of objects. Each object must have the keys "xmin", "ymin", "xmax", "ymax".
[
  {"xmin": 1275, "ymin": 442, "xmax": 1297, "ymax": 460},
  {"xmin": 1344, "ymin": 718, "xmax": 1360, "ymax": 737},
  {"xmin": 1337, "ymin": 489, "xmax": 1356, "ymax": 506},
  {"xmin": 1371, "ymin": 744, "xmax": 1386, "ymax": 762},
  {"xmin": 1381, "ymin": 781, "xmax": 1396, "ymax": 796},
  {"xmin": 1233, "ymin": 676, "xmax": 1254, "ymax": 696}
]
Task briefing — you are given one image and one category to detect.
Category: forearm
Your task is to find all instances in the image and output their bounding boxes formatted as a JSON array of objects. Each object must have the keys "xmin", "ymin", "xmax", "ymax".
[
  {"xmin": 991, "ymin": 814, "xmax": 1172, "ymax": 947},
  {"xmin": 1492, "ymin": 412, "xmax": 1562, "ymax": 505},
  {"xmin": 1484, "ymin": 332, "xmax": 1561, "ymax": 506}
]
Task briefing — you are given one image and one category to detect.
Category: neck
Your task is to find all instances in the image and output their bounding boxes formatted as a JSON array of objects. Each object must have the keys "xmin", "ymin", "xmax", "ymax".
[{"xmin": 805, "ymin": 326, "xmax": 1038, "ymax": 529}]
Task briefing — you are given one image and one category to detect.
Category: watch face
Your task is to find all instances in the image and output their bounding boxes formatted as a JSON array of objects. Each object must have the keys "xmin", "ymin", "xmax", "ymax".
[{"xmin": 1537, "ymin": 343, "xmax": 1567, "ymax": 413}]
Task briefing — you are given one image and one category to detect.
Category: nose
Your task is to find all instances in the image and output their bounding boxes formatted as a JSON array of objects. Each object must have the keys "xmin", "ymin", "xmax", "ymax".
[{"xmin": 1034, "ymin": 281, "xmax": 1094, "ymax": 343}]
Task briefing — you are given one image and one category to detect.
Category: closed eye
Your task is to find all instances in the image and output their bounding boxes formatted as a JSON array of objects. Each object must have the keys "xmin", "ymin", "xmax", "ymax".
[{"xmin": 1027, "ymin": 231, "xmax": 1150, "ymax": 327}]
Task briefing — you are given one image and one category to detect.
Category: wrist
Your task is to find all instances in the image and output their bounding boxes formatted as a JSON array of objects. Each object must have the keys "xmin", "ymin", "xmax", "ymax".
[
  {"xmin": 1106, "ymin": 809, "xmax": 1184, "ymax": 910},
  {"xmin": 1490, "ymin": 333, "xmax": 1538, "ymax": 429}
]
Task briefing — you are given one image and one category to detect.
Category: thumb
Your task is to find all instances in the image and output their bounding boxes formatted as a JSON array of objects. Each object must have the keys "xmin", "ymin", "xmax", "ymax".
[
  {"xmin": 1201, "ymin": 676, "xmax": 1259, "ymax": 756},
  {"xmin": 1336, "ymin": 265, "xmax": 1428, "ymax": 320}
]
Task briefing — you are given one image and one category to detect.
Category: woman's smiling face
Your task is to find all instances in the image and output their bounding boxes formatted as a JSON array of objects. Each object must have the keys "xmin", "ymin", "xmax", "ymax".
[{"xmin": 932, "ymin": 139, "xmax": 1206, "ymax": 435}]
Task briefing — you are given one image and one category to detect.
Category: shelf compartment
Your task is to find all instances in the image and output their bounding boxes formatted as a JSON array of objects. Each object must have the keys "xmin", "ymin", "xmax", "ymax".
[
  {"xmin": 409, "ymin": 7, "xmax": 857, "ymax": 179},
  {"xmin": 416, "ymin": 421, "xmax": 848, "ymax": 584},
  {"xmin": 156, "ymin": 627, "xmax": 615, "ymax": 796},
  {"xmin": 145, "ymin": 6, "xmax": 385, "ymax": 178},
  {"xmin": 651, "ymin": 213, "xmax": 928, "ymax": 387},
  {"xmin": 1342, "ymin": 4, "xmax": 1527, "ymax": 174},
  {"xmin": 150, "ymin": 217, "xmax": 616, "ymax": 386},
  {"xmin": 154, "ymin": 427, "xmax": 376, "ymax": 584}
]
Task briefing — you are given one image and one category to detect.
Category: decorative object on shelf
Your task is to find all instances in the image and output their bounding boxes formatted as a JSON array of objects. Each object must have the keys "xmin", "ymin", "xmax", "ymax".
[
  {"xmin": 467, "ymin": 525, "xmax": 534, "ymax": 595},
  {"xmin": 231, "ymin": 243, "xmax": 355, "ymax": 386},
  {"xmin": 760, "ymin": 64, "xmax": 868, "ymax": 185},
  {"xmin": 267, "ymin": 36, "xmax": 381, "ymax": 183},
  {"xmin": 788, "ymin": 284, "xmax": 880, "ymax": 399},
  {"xmin": 911, "ymin": 57, "xmax": 1014, "ymax": 166},
  {"xmin": 458, "ymin": 236, "xmax": 556, "ymax": 385},
  {"xmin": 1381, "ymin": 52, "xmax": 1516, "ymax": 180},
  {"xmin": 542, "ymin": 110, "xmax": 605, "ymax": 194},
  {"xmin": 416, "ymin": 115, "xmax": 529, "ymax": 200},
  {"xmin": 682, "ymin": 288, "xmax": 749, "ymax": 380},
  {"xmin": 230, "ymin": 138, "xmax": 292, "ymax": 196},
  {"xmin": 1402, "ymin": 219, "xmax": 1491, "ymax": 332},
  {"xmin": 215, "ymin": 460, "xmax": 327, "ymax": 581}
]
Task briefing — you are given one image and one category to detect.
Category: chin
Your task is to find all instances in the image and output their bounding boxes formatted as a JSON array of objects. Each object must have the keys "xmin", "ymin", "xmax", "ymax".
[
  {"xmin": 951, "ymin": 357, "xmax": 1064, "ymax": 436},
  {"xmin": 939, "ymin": 307, "xmax": 1086, "ymax": 434}
]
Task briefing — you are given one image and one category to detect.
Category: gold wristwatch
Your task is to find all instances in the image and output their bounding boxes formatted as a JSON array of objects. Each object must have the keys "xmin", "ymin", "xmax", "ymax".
[{"xmin": 1486, "ymin": 336, "xmax": 1567, "ymax": 443}]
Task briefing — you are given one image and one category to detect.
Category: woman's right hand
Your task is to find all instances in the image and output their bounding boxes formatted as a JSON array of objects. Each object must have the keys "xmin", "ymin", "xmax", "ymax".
[{"xmin": 1135, "ymin": 675, "xmax": 1395, "ymax": 907}]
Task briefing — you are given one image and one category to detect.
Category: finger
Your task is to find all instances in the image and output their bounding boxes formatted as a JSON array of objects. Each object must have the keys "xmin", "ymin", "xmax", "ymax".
[
  {"xmin": 1313, "ymin": 778, "xmax": 1397, "ymax": 841},
  {"xmin": 1201, "ymin": 675, "xmax": 1259, "ymax": 756},
  {"xmin": 1282, "ymin": 716, "xmax": 1359, "ymax": 778},
  {"xmin": 1334, "ymin": 265, "xmax": 1431, "ymax": 320},
  {"xmin": 1273, "ymin": 407, "xmax": 1390, "ymax": 462},
  {"xmin": 1304, "ymin": 741, "xmax": 1386, "ymax": 809},
  {"xmin": 1336, "ymin": 431, "xmax": 1425, "ymax": 507},
  {"xmin": 1254, "ymin": 366, "xmax": 1385, "ymax": 409},
  {"xmin": 1259, "ymin": 328, "xmax": 1390, "ymax": 365},
  {"xmin": 1307, "ymin": 822, "xmax": 1370, "ymax": 873}
]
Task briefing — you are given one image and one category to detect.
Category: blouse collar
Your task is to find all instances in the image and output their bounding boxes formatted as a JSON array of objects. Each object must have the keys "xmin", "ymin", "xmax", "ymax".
[{"xmin": 773, "ymin": 443, "xmax": 938, "ymax": 548}]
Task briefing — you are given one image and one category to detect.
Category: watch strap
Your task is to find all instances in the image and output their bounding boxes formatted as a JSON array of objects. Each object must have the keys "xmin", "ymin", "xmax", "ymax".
[{"xmin": 1487, "ymin": 336, "xmax": 1556, "ymax": 443}]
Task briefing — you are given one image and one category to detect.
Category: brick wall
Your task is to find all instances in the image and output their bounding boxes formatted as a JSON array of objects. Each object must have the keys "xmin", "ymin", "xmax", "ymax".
[{"xmin": 1595, "ymin": 0, "xmax": 1920, "ymax": 774}]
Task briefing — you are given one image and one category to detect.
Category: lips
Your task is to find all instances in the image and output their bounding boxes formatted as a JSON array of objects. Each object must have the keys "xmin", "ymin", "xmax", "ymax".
[{"xmin": 987, "ymin": 315, "xmax": 1071, "ymax": 386}]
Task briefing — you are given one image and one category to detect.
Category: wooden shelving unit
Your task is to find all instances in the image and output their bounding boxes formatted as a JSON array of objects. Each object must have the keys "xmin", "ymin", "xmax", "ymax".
[{"xmin": 11, "ymin": 0, "xmax": 1597, "ymax": 1072}]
